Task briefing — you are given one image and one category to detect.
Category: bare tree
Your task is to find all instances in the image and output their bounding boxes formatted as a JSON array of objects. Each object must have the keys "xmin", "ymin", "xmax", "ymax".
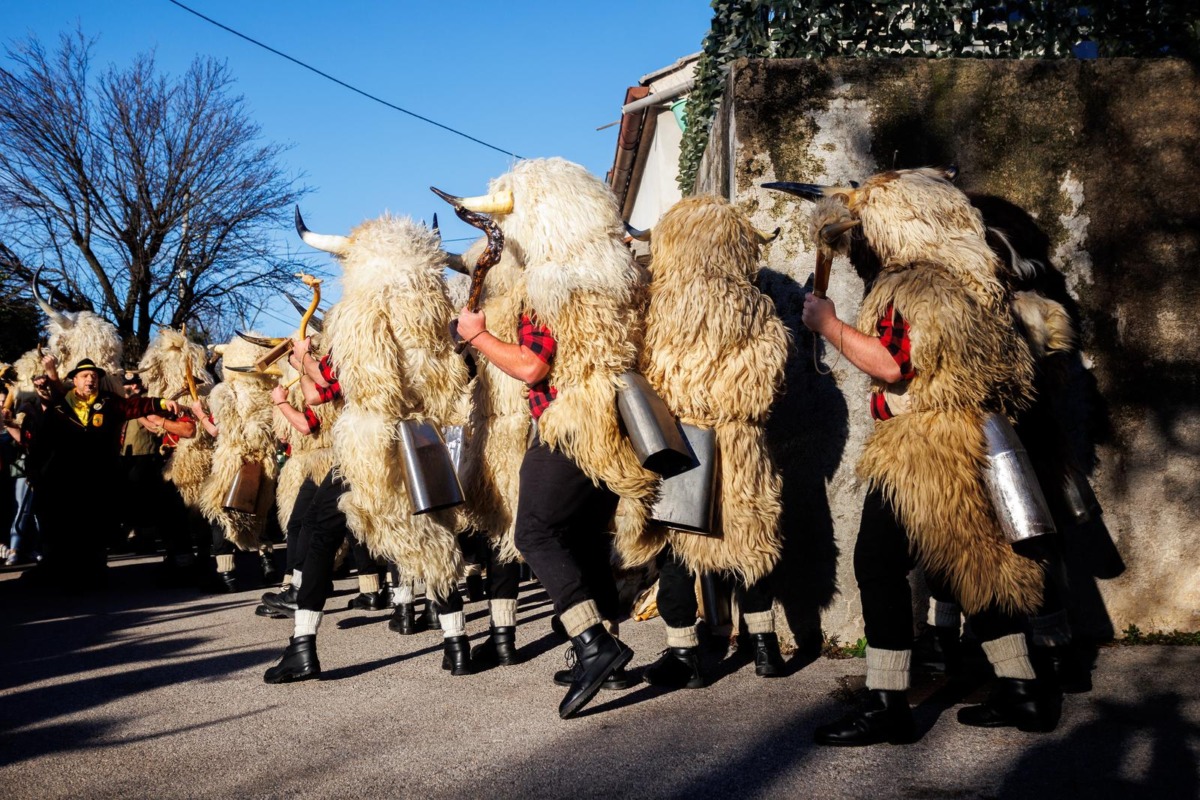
[{"xmin": 0, "ymin": 29, "xmax": 315, "ymax": 358}]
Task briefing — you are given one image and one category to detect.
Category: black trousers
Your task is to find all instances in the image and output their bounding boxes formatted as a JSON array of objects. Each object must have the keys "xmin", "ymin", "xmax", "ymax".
[
  {"xmin": 656, "ymin": 544, "xmax": 773, "ymax": 630},
  {"xmin": 295, "ymin": 472, "xmax": 351, "ymax": 613},
  {"xmin": 284, "ymin": 477, "xmax": 320, "ymax": 573},
  {"xmin": 485, "ymin": 539, "xmax": 521, "ymax": 602},
  {"xmin": 856, "ymin": 489, "xmax": 1026, "ymax": 651},
  {"xmin": 513, "ymin": 437, "xmax": 620, "ymax": 619}
]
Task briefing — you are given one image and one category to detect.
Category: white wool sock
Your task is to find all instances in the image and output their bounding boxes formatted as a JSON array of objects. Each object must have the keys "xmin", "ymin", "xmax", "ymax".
[
  {"xmin": 665, "ymin": 624, "xmax": 700, "ymax": 649},
  {"xmin": 743, "ymin": 610, "xmax": 775, "ymax": 635},
  {"xmin": 490, "ymin": 598, "xmax": 518, "ymax": 628},
  {"xmin": 983, "ymin": 633, "xmax": 1037, "ymax": 680},
  {"xmin": 865, "ymin": 646, "xmax": 912, "ymax": 691},
  {"xmin": 394, "ymin": 581, "xmax": 415, "ymax": 605},
  {"xmin": 215, "ymin": 554, "xmax": 235, "ymax": 573},
  {"xmin": 928, "ymin": 599, "xmax": 962, "ymax": 630},
  {"xmin": 294, "ymin": 609, "xmax": 323, "ymax": 638},
  {"xmin": 560, "ymin": 600, "xmax": 602, "ymax": 638},
  {"xmin": 358, "ymin": 572, "xmax": 381, "ymax": 594},
  {"xmin": 440, "ymin": 611, "xmax": 466, "ymax": 638},
  {"xmin": 292, "ymin": 569, "xmax": 303, "ymax": 589}
]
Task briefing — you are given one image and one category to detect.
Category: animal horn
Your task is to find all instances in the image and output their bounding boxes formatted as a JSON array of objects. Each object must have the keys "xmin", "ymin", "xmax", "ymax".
[
  {"xmin": 236, "ymin": 331, "xmax": 288, "ymax": 348},
  {"xmin": 820, "ymin": 219, "xmax": 861, "ymax": 245},
  {"xmin": 624, "ymin": 222, "xmax": 652, "ymax": 242},
  {"xmin": 31, "ymin": 267, "xmax": 69, "ymax": 327},
  {"xmin": 761, "ymin": 182, "xmax": 832, "ymax": 201},
  {"xmin": 430, "ymin": 186, "xmax": 514, "ymax": 215},
  {"xmin": 432, "ymin": 213, "xmax": 440, "ymax": 240},
  {"xmin": 445, "ymin": 253, "xmax": 470, "ymax": 275},
  {"xmin": 294, "ymin": 206, "xmax": 349, "ymax": 254},
  {"xmin": 943, "ymin": 164, "xmax": 959, "ymax": 181},
  {"xmin": 755, "ymin": 226, "xmax": 781, "ymax": 244}
]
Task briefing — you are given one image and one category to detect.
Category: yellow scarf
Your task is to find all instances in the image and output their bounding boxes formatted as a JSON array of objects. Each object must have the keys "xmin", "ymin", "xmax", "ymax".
[{"xmin": 66, "ymin": 389, "xmax": 98, "ymax": 426}]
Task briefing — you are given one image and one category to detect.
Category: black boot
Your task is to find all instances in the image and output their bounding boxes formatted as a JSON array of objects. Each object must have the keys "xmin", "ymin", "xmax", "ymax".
[
  {"xmin": 346, "ymin": 591, "xmax": 388, "ymax": 611},
  {"xmin": 643, "ymin": 647, "xmax": 706, "ymax": 689},
  {"xmin": 422, "ymin": 600, "xmax": 440, "ymax": 631},
  {"xmin": 388, "ymin": 602, "xmax": 424, "ymax": 635},
  {"xmin": 261, "ymin": 584, "xmax": 298, "ymax": 611},
  {"xmin": 263, "ymin": 635, "xmax": 320, "ymax": 683},
  {"xmin": 559, "ymin": 624, "xmax": 633, "ymax": 719},
  {"xmin": 441, "ymin": 635, "xmax": 472, "ymax": 676},
  {"xmin": 751, "ymin": 632, "xmax": 785, "ymax": 677},
  {"xmin": 553, "ymin": 647, "xmax": 632, "ymax": 690},
  {"xmin": 471, "ymin": 626, "xmax": 520, "ymax": 668},
  {"xmin": 215, "ymin": 571, "xmax": 237, "ymax": 594},
  {"xmin": 814, "ymin": 689, "xmax": 916, "ymax": 746},
  {"xmin": 957, "ymin": 677, "xmax": 1061, "ymax": 732},
  {"xmin": 254, "ymin": 603, "xmax": 291, "ymax": 619},
  {"xmin": 259, "ymin": 551, "xmax": 279, "ymax": 585}
]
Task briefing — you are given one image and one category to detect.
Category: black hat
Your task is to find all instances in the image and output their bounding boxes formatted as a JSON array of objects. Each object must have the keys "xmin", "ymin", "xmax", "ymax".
[
  {"xmin": 66, "ymin": 358, "xmax": 106, "ymax": 380},
  {"xmin": 122, "ymin": 370, "xmax": 143, "ymax": 386}
]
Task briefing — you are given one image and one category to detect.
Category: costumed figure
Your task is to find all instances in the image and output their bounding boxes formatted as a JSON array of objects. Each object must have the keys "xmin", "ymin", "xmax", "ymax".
[
  {"xmin": 766, "ymin": 167, "xmax": 1060, "ymax": 745},
  {"xmin": 263, "ymin": 210, "xmax": 470, "ymax": 684},
  {"xmin": 627, "ymin": 195, "xmax": 790, "ymax": 688},
  {"xmin": 29, "ymin": 268, "xmax": 124, "ymax": 395},
  {"xmin": 196, "ymin": 334, "xmax": 281, "ymax": 591},
  {"xmin": 448, "ymin": 157, "xmax": 658, "ymax": 718}
]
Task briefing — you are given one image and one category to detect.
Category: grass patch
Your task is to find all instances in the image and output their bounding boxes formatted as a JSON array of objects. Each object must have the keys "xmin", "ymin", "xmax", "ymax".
[
  {"xmin": 822, "ymin": 635, "xmax": 868, "ymax": 659},
  {"xmin": 1116, "ymin": 624, "xmax": 1200, "ymax": 646}
]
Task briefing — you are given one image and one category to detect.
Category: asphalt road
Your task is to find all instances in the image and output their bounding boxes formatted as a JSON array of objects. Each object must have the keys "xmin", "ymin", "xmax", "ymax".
[{"xmin": 1, "ymin": 555, "xmax": 1197, "ymax": 800}]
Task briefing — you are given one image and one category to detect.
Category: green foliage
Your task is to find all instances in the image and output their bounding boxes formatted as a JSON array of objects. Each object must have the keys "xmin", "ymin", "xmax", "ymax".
[
  {"xmin": 822, "ymin": 633, "xmax": 868, "ymax": 659},
  {"xmin": 678, "ymin": 1, "xmax": 1200, "ymax": 194},
  {"xmin": 1118, "ymin": 624, "xmax": 1200, "ymax": 646}
]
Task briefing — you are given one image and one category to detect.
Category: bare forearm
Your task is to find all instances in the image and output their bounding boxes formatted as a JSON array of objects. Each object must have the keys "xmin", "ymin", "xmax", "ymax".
[
  {"xmin": 276, "ymin": 400, "xmax": 312, "ymax": 435},
  {"xmin": 469, "ymin": 333, "xmax": 549, "ymax": 385},
  {"xmin": 818, "ymin": 319, "xmax": 903, "ymax": 384}
]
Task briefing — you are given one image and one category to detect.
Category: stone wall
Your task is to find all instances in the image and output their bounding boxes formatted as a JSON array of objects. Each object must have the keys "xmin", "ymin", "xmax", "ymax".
[{"xmin": 696, "ymin": 57, "xmax": 1200, "ymax": 647}]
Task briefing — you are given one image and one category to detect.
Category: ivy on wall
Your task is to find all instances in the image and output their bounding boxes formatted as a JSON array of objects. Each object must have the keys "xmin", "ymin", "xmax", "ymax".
[{"xmin": 678, "ymin": 1, "xmax": 1200, "ymax": 194}]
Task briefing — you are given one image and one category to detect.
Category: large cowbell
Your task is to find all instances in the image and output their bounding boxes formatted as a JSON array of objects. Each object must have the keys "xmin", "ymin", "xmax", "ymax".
[
  {"xmin": 223, "ymin": 461, "xmax": 263, "ymax": 513},
  {"xmin": 650, "ymin": 423, "xmax": 719, "ymax": 534},
  {"xmin": 616, "ymin": 372, "xmax": 693, "ymax": 476},
  {"xmin": 398, "ymin": 420, "xmax": 465, "ymax": 515},
  {"xmin": 981, "ymin": 413, "xmax": 1056, "ymax": 548}
]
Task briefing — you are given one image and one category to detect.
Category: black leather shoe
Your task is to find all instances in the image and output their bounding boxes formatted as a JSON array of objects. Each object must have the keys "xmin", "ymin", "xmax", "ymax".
[
  {"xmin": 263, "ymin": 635, "xmax": 320, "ymax": 684},
  {"xmin": 260, "ymin": 552, "xmax": 279, "ymax": 585},
  {"xmin": 559, "ymin": 624, "xmax": 633, "ymax": 719},
  {"xmin": 751, "ymin": 632, "xmax": 785, "ymax": 677},
  {"xmin": 957, "ymin": 677, "xmax": 1061, "ymax": 732},
  {"xmin": 441, "ymin": 635, "xmax": 473, "ymax": 676},
  {"xmin": 643, "ymin": 647, "xmax": 706, "ymax": 689},
  {"xmin": 215, "ymin": 571, "xmax": 237, "ymax": 593},
  {"xmin": 388, "ymin": 602, "xmax": 424, "ymax": 635},
  {"xmin": 471, "ymin": 626, "xmax": 520, "ymax": 668},
  {"xmin": 262, "ymin": 585, "xmax": 298, "ymax": 611},
  {"xmin": 814, "ymin": 690, "xmax": 916, "ymax": 746},
  {"xmin": 422, "ymin": 601, "xmax": 440, "ymax": 631},
  {"xmin": 255, "ymin": 603, "xmax": 291, "ymax": 619},
  {"xmin": 346, "ymin": 591, "xmax": 388, "ymax": 611},
  {"xmin": 553, "ymin": 646, "xmax": 632, "ymax": 690}
]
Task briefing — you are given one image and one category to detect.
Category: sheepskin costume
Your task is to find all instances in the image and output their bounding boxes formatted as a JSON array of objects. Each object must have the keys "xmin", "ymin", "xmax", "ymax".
[
  {"xmin": 34, "ymin": 302, "xmax": 125, "ymax": 396},
  {"xmin": 273, "ymin": 333, "xmax": 340, "ymax": 532},
  {"xmin": 817, "ymin": 167, "xmax": 1045, "ymax": 615},
  {"xmin": 636, "ymin": 195, "xmax": 790, "ymax": 585},
  {"xmin": 455, "ymin": 239, "xmax": 531, "ymax": 564},
  {"xmin": 198, "ymin": 334, "xmax": 279, "ymax": 550},
  {"xmin": 321, "ymin": 214, "xmax": 470, "ymax": 601},
  {"xmin": 138, "ymin": 327, "xmax": 216, "ymax": 509}
]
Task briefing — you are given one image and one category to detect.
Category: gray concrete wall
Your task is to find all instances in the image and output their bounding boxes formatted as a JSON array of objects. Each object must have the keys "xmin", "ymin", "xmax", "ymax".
[{"xmin": 696, "ymin": 57, "xmax": 1200, "ymax": 647}]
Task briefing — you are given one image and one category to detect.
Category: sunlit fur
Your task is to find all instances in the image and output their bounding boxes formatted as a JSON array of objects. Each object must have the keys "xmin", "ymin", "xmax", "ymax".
[
  {"xmin": 324, "ymin": 214, "xmax": 470, "ymax": 600},
  {"xmin": 198, "ymin": 335, "xmax": 279, "ymax": 550},
  {"xmin": 456, "ymin": 239, "xmax": 531, "ymax": 564},
  {"xmin": 485, "ymin": 158, "xmax": 658, "ymax": 561},
  {"xmin": 139, "ymin": 327, "xmax": 216, "ymax": 509},
  {"xmin": 274, "ymin": 332, "xmax": 339, "ymax": 531},
  {"xmin": 45, "ymin": 310, "xmax": 125, "ymax": 395},
  {"xmin": 821, "ymin": 168, "xmax": 1044, "ymax": 615},
  {"xmin": 637, "ymin": 195, "xmax": 790, "ymax": 585}
]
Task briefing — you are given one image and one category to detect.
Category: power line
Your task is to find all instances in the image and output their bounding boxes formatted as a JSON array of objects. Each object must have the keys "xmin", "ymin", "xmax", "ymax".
[{"xmin": 165, "ymin": 0, "xmax": 523, "ymax": 160}]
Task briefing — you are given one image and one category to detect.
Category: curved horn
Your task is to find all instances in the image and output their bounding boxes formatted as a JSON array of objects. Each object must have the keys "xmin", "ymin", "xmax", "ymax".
[
  {"xmin": 431, "ymin": 213, "xmax": 440, "ymax": 241},
  {"xmin": 624, "ymin": 222, "xmax": 652, "ymax": 242},
  {"xmin": 820, "ymin": 219, "xmax": 861, "ymax": 245},
  {"xmin": 755, "ymin": 226, "xmax": 781, "ymax": 244},
  {"xmin": 445, "ymin": 252, "xmax": 470, "ymax": 275},
  {"xmin": 294, "ymin": 206, "xmax": 349, "ymax": 255},
  {"xmin": 761, "ymin": 182, "xmax": 832, "ymax": 201},
  {"xmin": 430, "ymin": 186, "xmax": 514, "ymax": 215},
  {"xmin": 211, "ymin": 344, "xmax": 227, "ymax": 356},
  {"xmin": 237, "ymin": 331, "xmax": 287, "ymax": 348},
  {"xmin": 942, "ymin": 164, "xmax": 959, "ymax": 181},
  {"xmin": 31, "ymin": 267, "xmax": 68, "ymax": 327}
]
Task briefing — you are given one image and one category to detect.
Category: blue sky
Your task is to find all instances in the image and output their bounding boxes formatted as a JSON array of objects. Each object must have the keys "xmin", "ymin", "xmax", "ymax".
[{"xmin": 4, "ymin": 0, "xmax": 713, "ymax": 333}]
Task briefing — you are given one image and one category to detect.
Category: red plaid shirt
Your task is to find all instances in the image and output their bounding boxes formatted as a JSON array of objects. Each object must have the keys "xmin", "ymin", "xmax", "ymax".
[
  {"xmin": 302, "ymin": 407, "xmax": 322, "ymax": 433},
  {"xmin": 314, "ymin": 354, "xmax": 343, "ymax": 404},
  {"xmin": 870, "ymin": 304, "xmax": 916, "ymax": 421},
  {"xmin": 518, "ymin": 314, "xmax": 557, "ymax": 419}
]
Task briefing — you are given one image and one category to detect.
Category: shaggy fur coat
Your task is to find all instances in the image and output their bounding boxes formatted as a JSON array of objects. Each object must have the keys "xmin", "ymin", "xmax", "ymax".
[
  {"xmin": 456, "ymin": 240, "xmax": 531, "ymax": 564},
  {"xmin": 138, "ymin": 328, "xmax": 216, "ymax": 509},
  {"xmin": 198, "ymin": 335, "xmax": 279, "ymax": 550},
  {"xmin": 324, "ymin": 215, "xmax": 469, "ymax": 600},
  {"xmin": 822, "ymin": 169, "xmax": 1046, "ymax": 615},
  {"xmin": 484, "ymin": 158, "xmax": 659, "ymax": 565},
  {"xmin": 635, "ymin": 196, "xmax": 789, "ymax": 585},
  {"xmin": 273, "ymin": 334, "xmax": 340, "ymax": 532}
]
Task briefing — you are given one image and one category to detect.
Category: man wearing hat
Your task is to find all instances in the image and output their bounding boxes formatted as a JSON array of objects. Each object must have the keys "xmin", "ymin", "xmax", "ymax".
[{"xmin": 27, "ymin": 357, "xmax": 181, "ymax": 586}]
